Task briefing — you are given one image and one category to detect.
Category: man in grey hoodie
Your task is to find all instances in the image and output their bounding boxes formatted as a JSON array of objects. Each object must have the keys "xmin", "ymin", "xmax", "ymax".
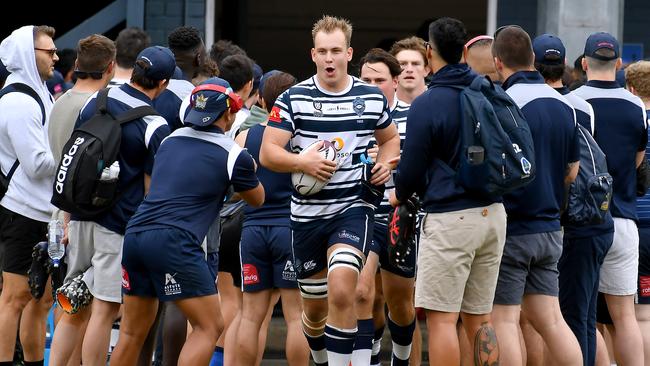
[{"xmin": 0, "ymin": 25, "xmax": 59, "ymax": 366}]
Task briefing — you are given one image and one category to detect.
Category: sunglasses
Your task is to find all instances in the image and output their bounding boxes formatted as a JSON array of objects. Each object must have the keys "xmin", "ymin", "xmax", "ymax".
[
  {"xmin": 34, "ymin": 47, "xmax": 57, "ymax": 57},
  {"xmin": 493, "ymin": 25, "xmax": 525, "ymax": 40},
  {"xmin": 74, "ymin": 63, "xmax": 111, "ymax": 80}
]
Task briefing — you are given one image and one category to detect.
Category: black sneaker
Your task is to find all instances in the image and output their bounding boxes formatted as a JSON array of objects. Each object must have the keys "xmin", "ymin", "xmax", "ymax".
[{"xmin": 27, "ymin": 241, "xmax": 51, "ymax": 299}]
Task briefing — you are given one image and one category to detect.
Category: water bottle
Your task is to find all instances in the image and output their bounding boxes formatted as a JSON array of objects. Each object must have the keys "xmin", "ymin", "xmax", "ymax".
[{"xmin": 47, "ymin": 220, "xmax": 65, "ymax": 268}]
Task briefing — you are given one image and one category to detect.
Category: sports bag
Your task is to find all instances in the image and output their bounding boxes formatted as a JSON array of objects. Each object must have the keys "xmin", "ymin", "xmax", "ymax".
[
  {"xmin": 563, "ymin": 124, "xmax": 613, "ymax": 225},
  {"xmin": 439, "ymin": 76, "xmax": 536, "ymax": 198},
  {"xmin": 51, "ymin": 88, "xmax": 157, "ymax": 218}
]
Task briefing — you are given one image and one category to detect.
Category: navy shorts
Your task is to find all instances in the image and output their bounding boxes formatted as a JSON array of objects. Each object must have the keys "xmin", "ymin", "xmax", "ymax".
[
  {"xmin": 637, "ymin": 227, "xmax": 650, "ymax": 304},
  {"xmin": 291, "ymin": 208, "xmax": 373, "ymax": 280},
  {"xmin": 371, "ymin": 223, "xmax": 416, "ymax": 278},
  {"xmin": 240, "ymin": 225, "xmax": 297, "ymax": 292},
  {"xmin": 122, "ymin": 227, "xmax": 217, "ymax": 301}
]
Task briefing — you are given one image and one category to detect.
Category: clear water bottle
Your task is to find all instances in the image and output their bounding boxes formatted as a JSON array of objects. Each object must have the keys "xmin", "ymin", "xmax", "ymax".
[{"xmin": 47, "ymin": 220, "xmax": 65, "ymax": 268}]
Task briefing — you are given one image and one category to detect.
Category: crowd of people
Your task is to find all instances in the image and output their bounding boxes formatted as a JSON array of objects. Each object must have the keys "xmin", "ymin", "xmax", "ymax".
[{"xmin": 0, "ymin": 13, "xmax": 648, "ymax": 366}]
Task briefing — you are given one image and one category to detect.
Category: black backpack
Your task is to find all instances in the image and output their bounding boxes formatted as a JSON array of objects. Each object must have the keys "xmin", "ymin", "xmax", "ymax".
[
  {"xmin": 0, "ymin": 83, "xmax": 46, "ymax": 199},
  {"xmin": 439, "ymin": 76, "xmax": 536, "ymax": 198},
  {"xmin": 51, "ymin": 88, "xmax": 157, "ymax": 219},
  {"xmin": 563, "ymin": 124, "xmax": 613, "ymax": 225}
]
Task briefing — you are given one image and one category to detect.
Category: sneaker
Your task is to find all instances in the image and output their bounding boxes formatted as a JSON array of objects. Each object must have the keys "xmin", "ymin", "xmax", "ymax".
[{"xmin": 27, "ymin": 241, "xmax": 51, "ymax": 299}]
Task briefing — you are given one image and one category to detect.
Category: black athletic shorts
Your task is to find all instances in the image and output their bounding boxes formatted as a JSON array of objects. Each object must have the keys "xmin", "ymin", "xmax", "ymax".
[
  {"xmin": 218, "ymin": 202, "xmax": 244, "ymax": 288},
  {"xmin": 0, "ymin": 206, "xmax": 47, "ymax": 275}
]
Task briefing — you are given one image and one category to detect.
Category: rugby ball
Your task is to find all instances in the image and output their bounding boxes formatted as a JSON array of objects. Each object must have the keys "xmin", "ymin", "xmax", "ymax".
[{"xmin": 291, "ymin": 140, "xmax": 339, "ymax": 196}]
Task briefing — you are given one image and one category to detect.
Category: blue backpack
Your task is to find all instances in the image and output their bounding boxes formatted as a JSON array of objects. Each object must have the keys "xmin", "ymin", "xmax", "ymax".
[
  {"xmin": 563, "ymin": 124, "xmax": 612, "ymax": 225},
  {"xmin": 439, "ymin": 76, "xmax": 536, "ymax": 198}
]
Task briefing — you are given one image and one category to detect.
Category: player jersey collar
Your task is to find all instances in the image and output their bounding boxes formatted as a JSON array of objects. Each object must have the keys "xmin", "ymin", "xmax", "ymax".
[{"xmin": 312, "ymin": 74, "xmax": 353, "ymax": 96}]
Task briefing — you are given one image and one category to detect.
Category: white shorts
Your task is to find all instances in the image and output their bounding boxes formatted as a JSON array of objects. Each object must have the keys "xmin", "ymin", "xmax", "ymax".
[
  {"xmin": 65, "ymin": 220, "xmax": 124, "ymax": 303},
  {"xmin": 599, "ymin": 217, "xmax": 639, "ymax": 296}
]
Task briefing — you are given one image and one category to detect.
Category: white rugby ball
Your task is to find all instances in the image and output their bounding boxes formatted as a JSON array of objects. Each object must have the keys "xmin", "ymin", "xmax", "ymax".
[{"xmin": 292, "ymin": 140, "xmax": 339, "ymax": 196}]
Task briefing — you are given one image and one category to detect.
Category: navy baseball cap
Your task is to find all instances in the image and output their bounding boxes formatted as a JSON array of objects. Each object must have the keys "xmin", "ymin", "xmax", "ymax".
[
  {"xmin": 134, "ymin": 46, "xmax": 176, "ymax": 81},
  {"xmin": 184, "ymin": 77, "xmax": 234, "ymax": 127},
  {"xmin": 252, "ymin": 63, "xmax": 263, "ymax": 92},
  {"xmin": 46, "ymin": 70, "xmax": 71, "ymax": 95},
  {"xmin": 258, "ymin": 69, "xmax": 280, "ymax": 95},
  {"xmin": 584, "ymin": 32, "xmax": 619, "ymax": 61},
  {"xmin": 533, "ymin": 34, "xmax": 565, "ymax": 65}
]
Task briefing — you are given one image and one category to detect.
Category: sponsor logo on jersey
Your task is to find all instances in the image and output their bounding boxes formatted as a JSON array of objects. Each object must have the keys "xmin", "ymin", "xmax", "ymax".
[
  {"xmin": 641, "ymin": 276, "xmax": 650, "ymax": 297},
  {"xmin": 121, "ymin": 266, "xmax": 131, "ymax": 290},
  {"xmin": 353, "ymin": 97, "xmax": 366, "ymax": 117},
  {"xmin": 269, "ymin": 106, "xmax": 282, "ymax": 123},
  {"xmin": 243, "ymin": 264, "xmax": 260, "ymax": 285},
  {"xmin": 164, "ymin": 272, "xmax": 181, "ymax": 296},
  {"xmin": 338, "ymin": 230, "xmax": 360, "ymax": 243},
  {"xmin": 282, "ymin": 260, "xmax": 296, "ymax": 281},
  {"xmin": 303, "ymin": 260, "xmax": 317, "ymax": 271},
  {"xmin": 331, "ymin": 137, "xmax": 345, "ymax": 151}
]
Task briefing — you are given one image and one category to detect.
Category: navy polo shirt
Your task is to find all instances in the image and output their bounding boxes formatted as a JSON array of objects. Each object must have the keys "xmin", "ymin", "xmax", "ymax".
[
  {"xmin": 502, "ymin": 71, "xmax": 579, "ymax": 236},
  {"xmin": 127, "ymin": 126, "xmax": 260, "ymax": 242},
  {"xmin": 572, "ymin": 80, "xmax": 648, "ymax": 221},
  {"xmin": 153, "ymin": 79, "xmax": 194, "ymax": 131},
  {"xmin": 242, "ymin": 124, "xmax": 291, "ymax": 227},
  {"xmin": 74, "ymin": 84, "xmax": 171, "ymax": 235}
]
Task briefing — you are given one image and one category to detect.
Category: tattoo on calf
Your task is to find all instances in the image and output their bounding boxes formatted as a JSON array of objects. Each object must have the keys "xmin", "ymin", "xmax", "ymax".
[{"xmin": 474, "ymin": 322, "xmax": 499, "ymax": 366}]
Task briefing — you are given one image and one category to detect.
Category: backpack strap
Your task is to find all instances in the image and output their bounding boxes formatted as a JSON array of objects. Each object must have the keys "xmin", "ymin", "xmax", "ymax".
[
  {"xmin": 0, "ymin": 83, "xmax": 46, "ymax": 125},
  {"xmin": 95, "ymin": 87, "xmax": 158, "ymax": 124},
  {"xmin": 115, "ymin": 105, "xmax": 159, "ymax": 125},
  {"xmin": 0, "ymin": 83, "xmax": 47, "ymax": 183},
  {"xmin": 96, "ymin": 88, "xmax": 111, "ymax": 115}
]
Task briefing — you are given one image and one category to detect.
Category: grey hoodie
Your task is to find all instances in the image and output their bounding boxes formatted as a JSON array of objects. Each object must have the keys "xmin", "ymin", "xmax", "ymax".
[{"xmin": 0, "ymin": 25, "xmax": 57, "ymax": 222}]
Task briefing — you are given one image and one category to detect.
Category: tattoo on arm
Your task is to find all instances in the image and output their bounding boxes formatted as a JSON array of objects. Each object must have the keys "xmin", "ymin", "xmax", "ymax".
[{"xmin": 474, "ymin": 322, "xmax": 499, "ymax": 366}]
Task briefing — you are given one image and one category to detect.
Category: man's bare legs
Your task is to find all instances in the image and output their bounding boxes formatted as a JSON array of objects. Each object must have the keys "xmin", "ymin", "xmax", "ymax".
[
  {"xmin": 280, "ymin": 288, "xmax": 310, "ymax": 365},
  {"xmin": 82, "ymin": 298, "xmax": 120, "ymax": 366},
  {"xmin": 522, "ymin": 294, "xmax": 582, "ymax": 366},
  {"xmin": 0, "ymin": 272, "xmax": 44, "ymax": 361},
  {"xmin": 603, "ymin": 294, "xmax": 644, "ymax": 366}
]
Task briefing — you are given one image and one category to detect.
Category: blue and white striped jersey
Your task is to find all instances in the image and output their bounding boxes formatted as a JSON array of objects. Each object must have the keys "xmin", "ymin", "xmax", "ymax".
[
  {"xmin": 269, "ymin": 75, "xmax": 392, "ymax": 225},
  {"xmin": 375, "ymin": 98, "xmax": 410, "ymax": 225}
]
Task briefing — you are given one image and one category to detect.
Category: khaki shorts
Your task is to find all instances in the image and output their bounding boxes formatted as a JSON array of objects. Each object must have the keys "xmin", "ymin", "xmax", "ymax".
[
  {"xmin": 66, "ymin": 221, "xmax": 124, "ymax": 303},
  {"xmin": 415, "ymin": 203, "xmax": 506, "ymax": 314}
]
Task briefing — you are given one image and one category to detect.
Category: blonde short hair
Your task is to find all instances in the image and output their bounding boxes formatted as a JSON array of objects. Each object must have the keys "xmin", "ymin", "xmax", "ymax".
[
  {"xmin": 390, "ymin": 36, "xmax": 428, "ymax": 66},
  {"xmin": 625, "ymin": 61, "xmax": 650, "ymax": 98},
  {"xmin": 312, "ymin": 15, "xmax": 353, "ymax": 47}
]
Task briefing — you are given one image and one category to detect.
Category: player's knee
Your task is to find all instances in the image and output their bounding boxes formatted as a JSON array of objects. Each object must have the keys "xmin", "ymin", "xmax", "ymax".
[
  {"xmin": 2, "ymin": 288, "xmax": 32, "ymax": 311},
  {"xmin": 355, "ymin": 281, "xmax": 373, "ymax": 306},
  {"xmin": 388, "ymin": 300, "xmax": 415, "ymax": 321}
]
